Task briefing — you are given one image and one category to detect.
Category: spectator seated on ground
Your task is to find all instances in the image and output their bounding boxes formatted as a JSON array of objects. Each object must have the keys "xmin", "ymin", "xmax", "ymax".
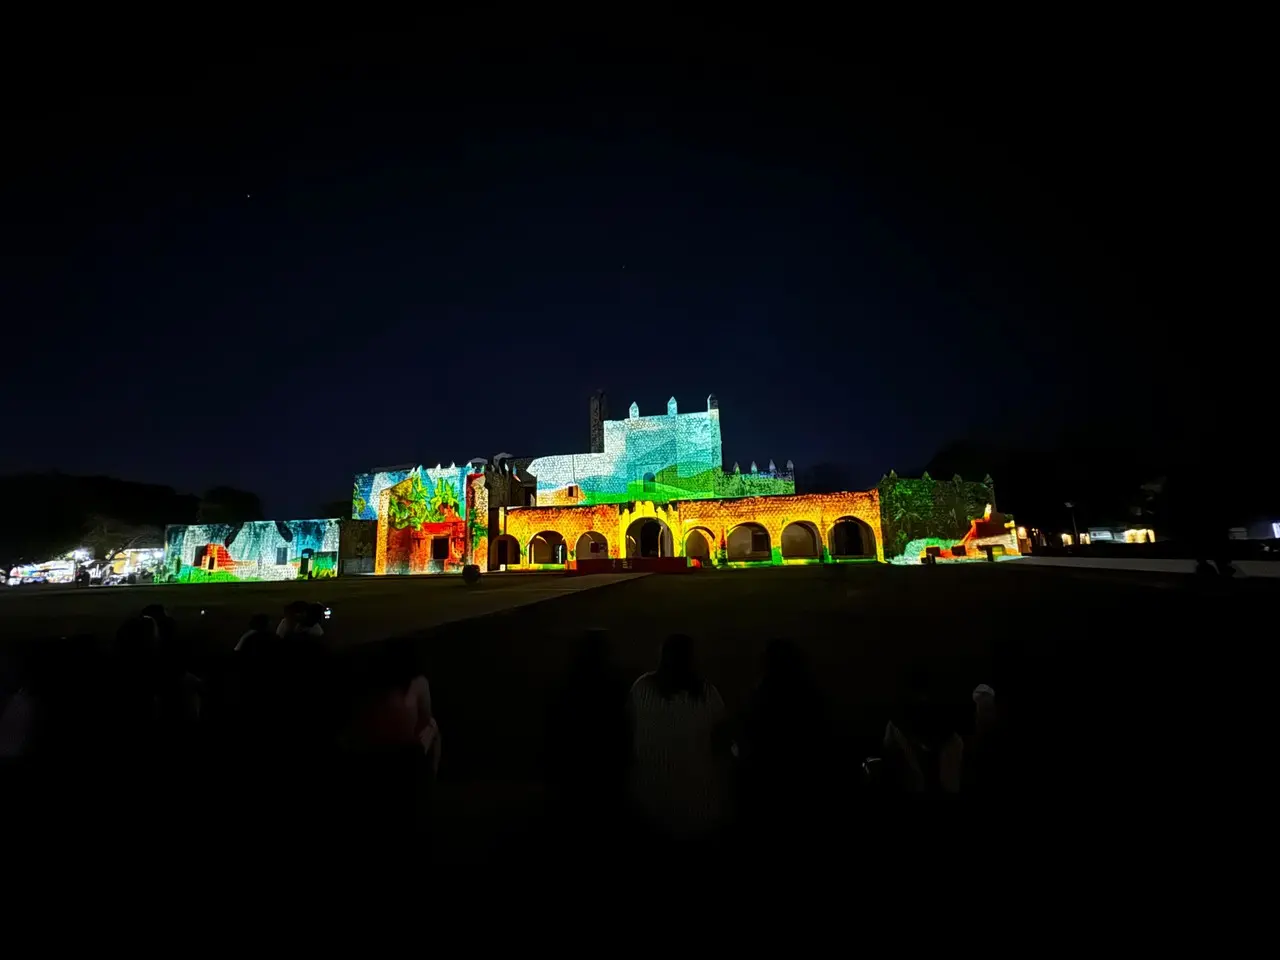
[
  {"xmin": 104, "ymin": 616, "xmax": 165, "ymax": 747},
  {"xmin": 140, "ymin": 603, "xmax": 179, "ymax": 650},
  {"xmin": 869, "ymin": 666, "xmax": 965, "ymax": 794},
  {"xmin": 277, "ymin": 601, "xmax": 325, "ymax": 639},
  {"xmin": 735, "ymin": 638, "xmax": 835, "ymax": 823},
  {"xmin": 235, "ymin": 614, "xmax": 274, "ymax": 652},
  {"xmin": 136, "ymin": 604, "xmax": 202, "ymax": 735},
  {"xmin": 328, "ymin": 640, "xmax": 439, "ymax": 840},
  {"xmin": 222, "ymin": 617, "xmax": 333, "ymax": 758},
  {"xmin": 0, "ymin": 634, "xmax": 103, "ymax": 758},
  {"xmin": 339, "ymin": 640, "xmax": 439, "ymax": 766},
  {"xmin": 629, "ymin": 634, "xmax": 730, "ymax": 839},
  {"xmin": 545, "ymin": 629, "xmax": 630, "ymax": 813}
]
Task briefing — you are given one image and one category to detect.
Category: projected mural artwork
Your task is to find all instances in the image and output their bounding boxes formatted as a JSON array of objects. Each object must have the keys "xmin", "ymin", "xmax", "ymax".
[
  {"xmin": 525, "ymin": 395, "xmax": 795, "ymax": 506},
  {"xmin": 877, "ymin": 472, "xmax": 991, "ymax": 557},
  {"xmin": 159, "ymin": 519, "xmax": 342, "ymax": 583},
  {"xmin": 467, "ymin": 472, "xmax": 489, "ymax": 573},
  {"xmin": 368, "ymin": 465, "xmax": 472, "ymax": 575},
  {"xmin": 890, "ymin": 505, "xmax": 1021, "ymax": 565},
  {"xmin": 352, "ymin": 467, "xmax": 414, "ymax": 523},
  {"xmin": 349, "ymin": 392, "xmax": 1018, "ymax": 574},
  {"xmin": 497, "ymin": 491, "xmax": 884, "ymax": 568}
]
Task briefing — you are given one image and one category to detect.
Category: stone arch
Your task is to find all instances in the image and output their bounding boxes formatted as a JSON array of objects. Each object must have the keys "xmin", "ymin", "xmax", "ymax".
[
  {"xmin": 528, "ymin": 531, "xmax": 568, "ymax": 564},
  {"xmin": 574, "ymin": 530, "xmax": 608, "ymax": 560},
  {"xmin": 491, "ymin": 534, "xmax": 521, "ymax": 569},
  {"xmin": 781, "ymin": 521, "xmax": 822, "ymax": 559},
  {"xmin": 727, "ymin": 521, "xmax": 772, "ymax": 561},
  {"xmin": 626, "ymin": 517, "xmax": 673, "ymax": 558},
  {"xmin": 684, "ymin": 527, "xmax": 714, "ymax": 561},
  {"xmin": 828, "ymin": 516, "xmax": 876, "ymax": 558}
]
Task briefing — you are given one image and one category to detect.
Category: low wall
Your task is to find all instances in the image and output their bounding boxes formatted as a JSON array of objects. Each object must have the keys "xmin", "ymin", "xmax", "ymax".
[
  {"xmin": 1030, "ymin": 540, "xmax": 1279, "ymax": 561},
  {"xmin": 1017, "ymin": 556, "xmax": 1280, "ymax": 578}
]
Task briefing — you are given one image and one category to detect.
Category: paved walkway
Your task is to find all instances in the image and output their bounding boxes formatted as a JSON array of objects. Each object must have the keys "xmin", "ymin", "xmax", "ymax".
[{"xmin": 1016, "ymin": 556, "xmax": 1280, "ymax": 578}]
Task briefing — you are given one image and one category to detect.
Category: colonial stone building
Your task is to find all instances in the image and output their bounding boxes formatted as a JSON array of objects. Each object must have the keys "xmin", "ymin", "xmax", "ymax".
[{"xmin": 353, "ymin": 392, "xmax": 886, "ymax": 573}]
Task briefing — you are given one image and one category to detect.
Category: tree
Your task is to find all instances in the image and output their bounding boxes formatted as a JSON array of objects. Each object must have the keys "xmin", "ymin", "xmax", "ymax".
[
  {"xmin": 796, "ymin": 461, "xmax": 855, "ymax": 494},
  {"xmin": 82, "ymin": 516, "xmax": 162, "ymax": 565},
  {"xmin": 319, "ymin": 497, "xmax": 354, "ymax": 520},
  {"xmin": 0, "ymin": 472, "xmax": 197, "ymax": 564}
]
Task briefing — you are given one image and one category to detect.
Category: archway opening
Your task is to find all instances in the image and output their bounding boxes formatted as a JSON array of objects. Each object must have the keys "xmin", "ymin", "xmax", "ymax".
[
  {"xmin": 491, "ymin": 534, "xmax": 520, "ymax": 569},
  {"xmin": 626, "ymin": 518, "xmax": 673, "ymax": 558},
  {"xmin": 781, "ymin": 521, "xmax": 821, "ymax": 559},
  {"xmin": 529, "ymin": 531, "xmax": 568, "ymax": 564},
  {"xmin": 727, "ymin": 522, "xmax": 772, "ymax": 561},
  {"xmin": 575, "ymin": 531, "xmax": 608, "ymax": 561},
  {"xmin": 685, "ymin": 529, "xmax": 712, "ymax": 561},
  {"xmin": 828, "ymin": 517, "xmax": 876, "ymax": 558}
]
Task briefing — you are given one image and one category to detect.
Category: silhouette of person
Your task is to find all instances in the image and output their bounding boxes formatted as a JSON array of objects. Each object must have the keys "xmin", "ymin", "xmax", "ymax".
[
  {"xmin": 879, "ymin": 665, "xmax": 964, "ymax": 793},
  {"xmin": 546, "ymin": 630, "xmax": 630, "ymax": 827},
  {"xmin": 736, "ymin": 639, "xmax": 834, "ymax": 828},
  {"xmin": 628, "ymin": 634, "xmax": 728, "ymax": 839}
]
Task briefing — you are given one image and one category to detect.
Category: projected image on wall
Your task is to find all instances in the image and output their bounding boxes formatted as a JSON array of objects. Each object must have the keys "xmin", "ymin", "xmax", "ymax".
[
  {"xmin": 526, "ymin": 395, "xmax": 795, "ymax": 506},
  {"xmin": 159, "ymin": 519, "xmax": 342, "ymax": 583},
  {"xmin": 375, "ymin": 466, "xmax": 470, "ymax": 575}
]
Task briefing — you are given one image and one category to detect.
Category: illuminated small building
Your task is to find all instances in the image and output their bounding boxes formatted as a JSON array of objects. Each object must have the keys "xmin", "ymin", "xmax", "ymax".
[
  {"xmin": 107, "ymin": 548, "xmax": 165, "ymax": 576},
  {"xmin": 1087, "ymin": 527, "xmax": 1157, "ymax": 544},
  {"xmin": 7, "ymin": 559, "xmax": 76, "ymax": 586},
  {"xmin": 159, "ymin": 519, "xmax": 342, "ymax": 583}
]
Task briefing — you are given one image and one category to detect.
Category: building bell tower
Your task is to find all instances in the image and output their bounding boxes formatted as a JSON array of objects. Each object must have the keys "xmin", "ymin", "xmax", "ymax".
[{"xmin": 589, "ymin": 389, "xmax": 608, "ymax": 453}]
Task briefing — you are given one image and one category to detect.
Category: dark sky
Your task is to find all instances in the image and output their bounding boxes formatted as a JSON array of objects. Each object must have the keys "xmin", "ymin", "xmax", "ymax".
[{"xmin": 3, "ymin": 19, "xmax": 1247, "ymax": 518}]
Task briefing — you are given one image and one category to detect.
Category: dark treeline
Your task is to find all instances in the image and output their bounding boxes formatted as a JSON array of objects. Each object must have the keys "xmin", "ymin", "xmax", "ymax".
[
  {"xmin": 797, "ymin": 434, "xmax": 1276, "ymax": 543},
  {"xmin": 923, "ymin": 434, "xmax": 1274, "ymax": 542},
  {"xmin": 0, "ymin": 473, "xmax": 264, "ymax": 564}
]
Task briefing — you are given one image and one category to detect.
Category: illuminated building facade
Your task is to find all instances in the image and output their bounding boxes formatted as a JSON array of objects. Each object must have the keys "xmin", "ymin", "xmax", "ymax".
[
  {"xmin": 525, "ymin": 394, "xmax": 794, "ymax": 507},
  {"xmin": 353, "ymin": 460, "xmax": 534, "ymax": 575},
  {"xmin": 353, "ymin": 393, "xmax": 881, "ymax": 573},
  {"xmin": 159, "ymin": 519, "xmax": 342, "ymax": 583},
  {"xmin": 351, "ymin": 392, "xmax": 1016, "ymax": 574},
  {"xmin": 495, "ymin": 491, "xmax": 883, "ymax": 568}
]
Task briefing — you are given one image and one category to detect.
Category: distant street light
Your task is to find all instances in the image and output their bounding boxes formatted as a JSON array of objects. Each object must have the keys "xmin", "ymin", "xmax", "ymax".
[{"xmin": 1065, "ymin": 502, "xmax": 1079, "ymax": 545}]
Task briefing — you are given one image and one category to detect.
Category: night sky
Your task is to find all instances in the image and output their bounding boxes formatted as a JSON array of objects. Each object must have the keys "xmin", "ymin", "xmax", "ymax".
[{"xmin": 3, "ymin": 22, "xmax": 1238, "ymax": 519}]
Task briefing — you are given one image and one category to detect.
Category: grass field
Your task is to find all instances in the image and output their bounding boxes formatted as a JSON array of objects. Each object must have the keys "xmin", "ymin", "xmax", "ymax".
[
  {"xmin": 3, "ymin": 563, "xmax": 1250, "ymax": 760},
  {"xmin": 0, "ymin": 572, "xmax": 649, "ymax": 649},
  {"xmin": 2, "ymin": 562, "xmax": 1263, "ymax": 841}
]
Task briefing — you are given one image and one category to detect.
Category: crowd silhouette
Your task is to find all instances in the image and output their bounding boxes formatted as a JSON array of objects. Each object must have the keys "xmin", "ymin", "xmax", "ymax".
[{"xmin": 0, "ymin": 603, "xmax": 1009, "ymax": 857}]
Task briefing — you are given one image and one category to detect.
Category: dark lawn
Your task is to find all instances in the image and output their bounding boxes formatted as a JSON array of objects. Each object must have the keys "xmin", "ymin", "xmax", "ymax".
[
  {"xmin": 416, "ymin": 563, "xmax": 1106, "ymax": 784},
  {"xmin": 2, "ymin": 562, "xmax": 1258, "ymax": 838},
  {"xmin": 0, "ymin": 572, "xmax": 585, "ymax": 651},
  {"xmin": 402, "ymin": 561, "xmax": 1265, "ymax": 821}
]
